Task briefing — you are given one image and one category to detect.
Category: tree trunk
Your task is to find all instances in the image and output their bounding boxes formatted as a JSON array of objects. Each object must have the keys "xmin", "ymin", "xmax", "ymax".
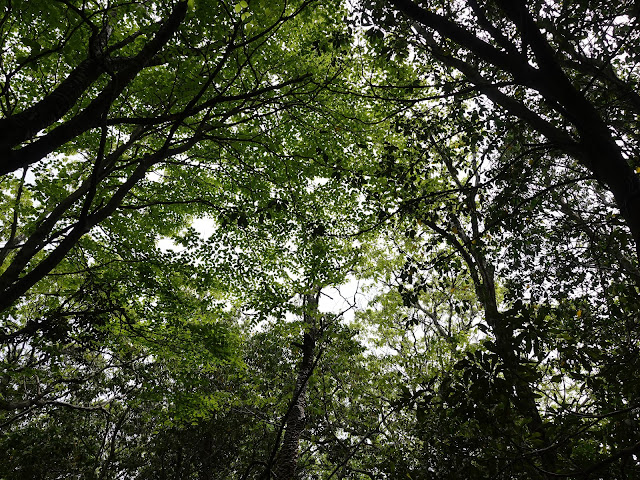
[{"xmin": 272, "ymin": 290, "xmax": 320, "ymax": 480}]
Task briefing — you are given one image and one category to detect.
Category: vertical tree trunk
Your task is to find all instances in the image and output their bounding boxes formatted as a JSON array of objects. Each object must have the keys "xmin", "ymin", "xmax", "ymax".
[
  {"xmin": 435, "ymin": 150, "xmax": 557, "ymax": 473},
  {"xmin": 273, "ymin": 290, "xmax": 320, "ymax": 480}
]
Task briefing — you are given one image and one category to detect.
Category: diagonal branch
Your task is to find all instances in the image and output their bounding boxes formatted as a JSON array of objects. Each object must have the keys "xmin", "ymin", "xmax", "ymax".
[{"xmin": 0, "ymin": 1, "xmax": 189, "ymax": 176}]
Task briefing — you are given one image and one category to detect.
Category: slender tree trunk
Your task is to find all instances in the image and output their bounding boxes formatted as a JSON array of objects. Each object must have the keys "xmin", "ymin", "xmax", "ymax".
[
  {"xmin": 471, "ymin": 250, "xmax": 556, "ymax": 474},
  {"xmin": 273, "ymin": 290, "xmax": 320, "ymax": 480},
  {"xmin": 436, "ymin": 151, "xmax": 557, "ymax": 473}
]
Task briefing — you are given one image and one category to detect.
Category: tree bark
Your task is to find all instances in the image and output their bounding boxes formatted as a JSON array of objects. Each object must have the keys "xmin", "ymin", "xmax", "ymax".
[{"xmin": 272, "ymin": 290, "xmax": 320, "ymax": 480}]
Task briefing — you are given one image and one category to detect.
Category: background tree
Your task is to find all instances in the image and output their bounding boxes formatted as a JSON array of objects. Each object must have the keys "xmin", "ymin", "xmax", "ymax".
[
  {"xmin": 3, "ymin": 1, "xmax": 640, "ymax": 478},
  {"xmin": 0, "ymin": 1, "xmax": 371, "ymax": 478},
  {"xmin": 359, "ymin": 0, "xmax": 640, "ymax": 260},
  {"xmin": 346, "ymin": 2, "xmax": 640, "ymax": 475}
]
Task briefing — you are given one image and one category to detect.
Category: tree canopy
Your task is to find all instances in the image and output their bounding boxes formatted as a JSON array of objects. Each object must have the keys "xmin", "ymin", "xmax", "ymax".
[{"xmin": 1, "ymin": 1, "xmax": 639, "ymax": 479}]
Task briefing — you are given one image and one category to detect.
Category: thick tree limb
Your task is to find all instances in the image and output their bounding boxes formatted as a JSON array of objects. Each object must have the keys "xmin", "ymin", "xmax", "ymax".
[
  {"xmin": 0, "ymin": 1, "xmax": 189, "ymax": 176},
  {"xmin": 391, "ymin": 0, "xmax": 640, "ymax": 260}
]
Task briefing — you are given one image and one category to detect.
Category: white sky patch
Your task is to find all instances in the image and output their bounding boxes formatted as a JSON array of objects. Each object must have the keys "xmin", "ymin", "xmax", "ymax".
[
  {"xmin": 192, "ymin": 216, "xmax": 216, "ymax": 236},
  {"xmin": 156, "ymin": 216, "xmax": 214, "ymax": 253},
  {"xmin": 156, "ymin": 236, "xmax": 182, "ymax": 253},
  {"xmin": 319, "ymin": 276, "xmax": 373, "ymax": 323}
]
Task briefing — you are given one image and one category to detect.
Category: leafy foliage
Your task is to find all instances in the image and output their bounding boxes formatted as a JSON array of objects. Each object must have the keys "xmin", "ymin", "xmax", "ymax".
[{"xmin": 1, "ymin": 1, "xmax": 640, "ymax": 479}]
